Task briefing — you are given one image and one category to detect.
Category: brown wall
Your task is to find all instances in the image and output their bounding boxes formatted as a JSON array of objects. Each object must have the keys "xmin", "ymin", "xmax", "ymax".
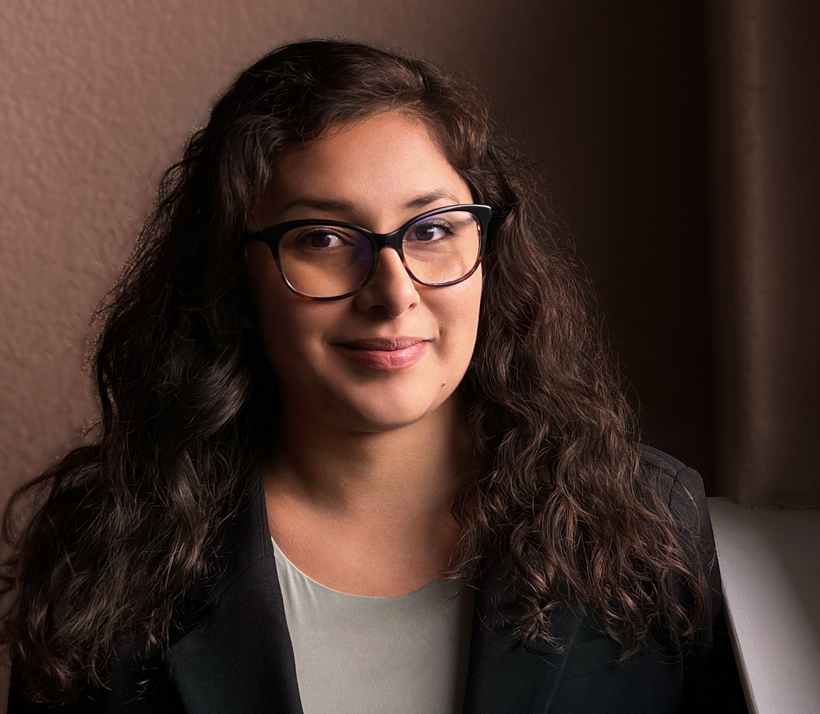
[
  {"xmin": 3, "ymin": 0, "xmax": 815, "ymax": 511},
  {"xmin": 709, "ymin": 0, "xmax": 820, "ymax": 505}
]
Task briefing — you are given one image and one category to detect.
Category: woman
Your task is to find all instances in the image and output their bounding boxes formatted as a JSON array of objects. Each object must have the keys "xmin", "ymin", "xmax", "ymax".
[{"xmin": 1, "ymin": 39, "xmax": 746, "ymax": 712}]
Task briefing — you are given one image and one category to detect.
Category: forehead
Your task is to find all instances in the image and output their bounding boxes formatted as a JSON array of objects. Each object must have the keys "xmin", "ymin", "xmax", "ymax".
[{"xmin": 259, "ymin": 112, "xmax": 472, "ymax": 223}]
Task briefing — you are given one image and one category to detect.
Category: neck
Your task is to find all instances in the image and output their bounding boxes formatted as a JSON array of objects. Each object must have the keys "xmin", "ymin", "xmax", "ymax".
[
  {"xmin": 264, "ymin": 393, "xmax": 477, "ymax": 521},
  {"xmin": 260, "ymin": 392, "xmax": 479, "ymax": 594}
]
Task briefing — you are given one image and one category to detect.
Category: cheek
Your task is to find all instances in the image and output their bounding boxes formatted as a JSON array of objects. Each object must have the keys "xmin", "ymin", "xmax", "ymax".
[
  {"xmin": 254, "ymin": 291, "xmax": 343, "ymax": 379},
  {"xmin": 257, "ymin": 299, "xmax": 313, "ymax": 363},
  {"xmin": 459, "ymin": 268, "xmax": 483, "ymax": 329},
  {"xmin": 438, "ymin": 276, "xmax": 482, "ymax": 360},
  {"xmin": 247, "ymin": 258, "xmax": 306, "ymax": 367}
]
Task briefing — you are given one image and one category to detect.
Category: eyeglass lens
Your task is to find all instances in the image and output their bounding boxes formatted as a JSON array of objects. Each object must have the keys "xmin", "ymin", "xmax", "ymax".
[{"xmin": 277, "ymin": 210, "xmax": 482, "ymax": 298}]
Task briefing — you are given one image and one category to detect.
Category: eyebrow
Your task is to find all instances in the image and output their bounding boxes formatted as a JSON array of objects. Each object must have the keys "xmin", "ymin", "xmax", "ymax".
[
  {"xmin": 404, "ymin": 190, "xmax": 463, "ymax": 209},
  {"xmin": 276, "ymin": 189, "xmax": 463, "ymax": 214}
]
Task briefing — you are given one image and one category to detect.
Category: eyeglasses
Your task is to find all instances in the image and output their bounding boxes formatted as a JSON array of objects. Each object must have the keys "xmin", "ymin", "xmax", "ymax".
[{"xmin": 246, "ymin": 204, "xmax": 492, "ymax": 300}]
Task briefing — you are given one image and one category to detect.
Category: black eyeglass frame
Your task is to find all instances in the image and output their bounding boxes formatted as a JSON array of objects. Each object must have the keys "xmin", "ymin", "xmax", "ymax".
[{"xmin": 246, "ymin": 204, "xmax": 492, "ymax": 301}]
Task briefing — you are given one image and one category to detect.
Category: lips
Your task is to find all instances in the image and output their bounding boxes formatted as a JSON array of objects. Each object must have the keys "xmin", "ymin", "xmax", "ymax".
[
  {"xmin": 339, "ymin": 337, "xmax": 429, "ymax": 351},
  {"xmin": 335, "ymin": 337, "xmax": 430, "ymax": 370}
]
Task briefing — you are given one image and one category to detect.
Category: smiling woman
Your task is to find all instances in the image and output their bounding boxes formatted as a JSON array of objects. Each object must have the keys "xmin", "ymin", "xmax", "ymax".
[
  {"xmin": 0, "ymin": 39, "xmax": 746, "ymax": 712},
  {"xmin": 247, "ymin": 113, "xmax": 484, "ymax": 600},
  {"xmin": 247, "ymin": 114, "xmax": 481, "ymax": 430}
]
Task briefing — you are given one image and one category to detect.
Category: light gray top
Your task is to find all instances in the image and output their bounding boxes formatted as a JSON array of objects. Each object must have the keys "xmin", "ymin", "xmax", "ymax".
[{"xmin": 272, "ymin": 536, "xmax": 474, "ymax": 714}]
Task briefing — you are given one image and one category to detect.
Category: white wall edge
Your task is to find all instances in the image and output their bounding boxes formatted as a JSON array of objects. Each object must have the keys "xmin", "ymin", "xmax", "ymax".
[{"xmin": 707, "ymin": 497, "xmax": 820, "ymax": 714}]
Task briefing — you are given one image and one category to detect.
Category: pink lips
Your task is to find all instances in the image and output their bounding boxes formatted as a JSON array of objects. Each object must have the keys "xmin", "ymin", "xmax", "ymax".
[{"xmin": 336, "ymin": 337, "xmax": 430, "ymax": 370}]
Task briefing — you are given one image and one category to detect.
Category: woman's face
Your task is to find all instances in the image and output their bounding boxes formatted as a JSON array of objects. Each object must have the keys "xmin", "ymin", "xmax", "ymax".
[{"xmin": 245, "ymin": 111, "xmax": 482, "ymax": 435}]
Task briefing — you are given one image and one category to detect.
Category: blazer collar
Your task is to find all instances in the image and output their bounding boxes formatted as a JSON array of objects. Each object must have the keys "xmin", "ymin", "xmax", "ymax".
[{"xmin": 166, "ymin": 472, "xmax": 581, "ymax": 713}]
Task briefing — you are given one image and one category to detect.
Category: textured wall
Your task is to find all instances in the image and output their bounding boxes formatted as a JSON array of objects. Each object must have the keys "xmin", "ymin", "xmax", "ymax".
[
  {"xmin": 0, "ymin": 0, "xmax": 555, "ymax": 507},
  {"xmin": 0, "ymin": 1, "xmax": 716, "ymax": 511}
]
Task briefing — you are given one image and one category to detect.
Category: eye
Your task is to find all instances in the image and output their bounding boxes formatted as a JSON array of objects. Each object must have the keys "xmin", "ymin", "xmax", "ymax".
[
  {"xmin": 293, "ymin": 228, "xmax": 352, "ymax": 249},
  {"xmin": 407, "ymin": 221, "xmax": 453, "ymax": 242}
]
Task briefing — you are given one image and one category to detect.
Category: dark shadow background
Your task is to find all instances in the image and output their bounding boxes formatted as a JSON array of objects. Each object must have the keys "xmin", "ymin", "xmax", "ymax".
[{"xmin": 504, "ymin": 3, "xmax": 715, "ymax": 489}]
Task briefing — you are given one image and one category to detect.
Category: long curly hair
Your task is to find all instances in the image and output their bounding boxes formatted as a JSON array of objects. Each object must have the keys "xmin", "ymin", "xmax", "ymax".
[{"xmin": 1, "ymin": 38, "xmax": 707, "ymax": 705}]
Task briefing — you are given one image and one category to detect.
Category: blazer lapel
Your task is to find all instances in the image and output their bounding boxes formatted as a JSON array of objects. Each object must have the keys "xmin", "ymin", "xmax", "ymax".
[
  {"xmin": 166, "ymin": 473, "xmax": 304, "ymax": 713},
  {"xmin": 463, "ymin": 555, "xmax": 583, "ymax": 714}
]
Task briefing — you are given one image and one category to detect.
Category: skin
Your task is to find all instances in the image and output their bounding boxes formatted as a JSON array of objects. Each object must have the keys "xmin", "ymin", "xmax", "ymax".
[{"xmin": 245, "ymin": 112, "xmax": 482, "ymax": 597}]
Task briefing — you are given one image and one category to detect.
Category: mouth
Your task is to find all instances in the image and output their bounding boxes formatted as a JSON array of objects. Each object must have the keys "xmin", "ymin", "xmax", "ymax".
[
  {"xmin": 338, "ymin": 337, "xmax": 430, "ymax": 351},
  {"xmin": 335, "ymin": 338, "xmax": 430, "ymax": 370}
]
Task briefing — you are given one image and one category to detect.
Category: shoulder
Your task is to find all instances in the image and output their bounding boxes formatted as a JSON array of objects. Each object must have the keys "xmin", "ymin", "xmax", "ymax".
[
  {"xmin": 635, "ymin": 444, "xmax": 717, "ymax": 597},
  {"xmin": 635, "ymin": 444, "xmax": 721, "ymax": 625},
  {"xmin": 636, "ymin": 444, "xmax": 708, "ymax": 532}
]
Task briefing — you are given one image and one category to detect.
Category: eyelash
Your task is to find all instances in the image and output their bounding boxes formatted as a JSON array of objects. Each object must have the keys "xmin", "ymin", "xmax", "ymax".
[
  {"xmin": 407, "ymin": 221, "xmax": 454, "ymax": 239},
  {"xmin": 294, "ymin": 229, "xmax": 356, "ymax": 248}
]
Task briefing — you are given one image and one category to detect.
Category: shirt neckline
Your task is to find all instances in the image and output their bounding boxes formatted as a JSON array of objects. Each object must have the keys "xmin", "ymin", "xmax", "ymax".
[{"xmin": 270, "ymin": 534, "xmax": 455, "ymax": 601}]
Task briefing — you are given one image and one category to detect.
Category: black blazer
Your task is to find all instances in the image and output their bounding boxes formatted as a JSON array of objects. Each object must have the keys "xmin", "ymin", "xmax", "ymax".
[{"xmin": 8, "ymin": 445, "xmax": 747, "ymax": 713}]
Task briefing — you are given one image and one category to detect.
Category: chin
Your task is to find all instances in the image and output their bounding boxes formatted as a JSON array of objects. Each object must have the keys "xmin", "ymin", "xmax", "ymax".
[
  {"xmin": 350, "ymin": 406, "xmax": 431, "ymax": 432},
  {"xmin": 336, "ymin": 392, "xmax": 443, "ymax": 432}
]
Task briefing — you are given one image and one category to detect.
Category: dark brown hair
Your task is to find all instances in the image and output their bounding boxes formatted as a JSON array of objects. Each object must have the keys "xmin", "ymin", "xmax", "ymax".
[{"xmin": 1, "ymin": 38, "xmax": 707, "ymax": 704}]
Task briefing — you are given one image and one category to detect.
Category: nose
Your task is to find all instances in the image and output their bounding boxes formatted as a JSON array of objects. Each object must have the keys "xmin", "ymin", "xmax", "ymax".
[{"xmin": 352, "ymin": 246, "xmax": 419, "ymax": 316}]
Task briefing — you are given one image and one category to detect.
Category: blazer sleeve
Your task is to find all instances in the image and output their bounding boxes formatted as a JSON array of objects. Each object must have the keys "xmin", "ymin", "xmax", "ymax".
[{"xmin": 658, "ymin": 455, "xmax": 748, "ymax": 713}]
